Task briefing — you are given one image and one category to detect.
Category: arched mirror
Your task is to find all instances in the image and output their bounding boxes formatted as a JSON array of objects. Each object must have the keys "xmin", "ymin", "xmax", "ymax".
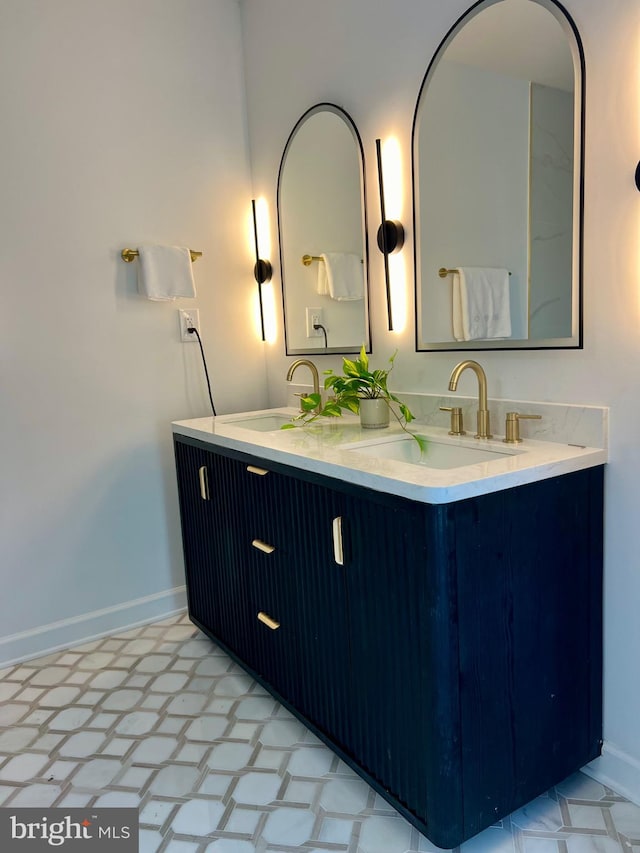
[
  {"xmin": 413, "ymin": 0, "xmax": 584, "ymax": 351},
  {"xmin": 278, "ymin": 103, "xmax": 371, "ymax": 355}
]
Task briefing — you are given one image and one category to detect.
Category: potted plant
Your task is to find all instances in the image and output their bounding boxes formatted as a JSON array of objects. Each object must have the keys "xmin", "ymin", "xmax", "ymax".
[{"xmin": 283, "ymin": 346, "xmax": 425, "ymax": 449}]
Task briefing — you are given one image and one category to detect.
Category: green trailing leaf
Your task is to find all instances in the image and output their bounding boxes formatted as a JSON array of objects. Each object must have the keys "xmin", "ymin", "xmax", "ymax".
[
  {"xmin": 358, "ymin": 344, "xmax": 369, "ymax": 372},
  {"xmin": 321, "ymin": 400, "xmax": 343, "ymax": 417},
  {"xmin": 339, "ymin": 397, "xmax": 360, "ymax": 415},
  {"xmin": 280, "ymin": 423, "xmax": 296, "ymax": 430},
  {"xmin": 372, "ymin": 370, "xmax": 388, "ymax": 391},
  {"xmin": 413, "ymin": 433, "xmax": 428, "ymax": 454},
  {"xmin": 300, "ymin": 393, "xmax": 321, "ymax": 412},
  {"xmin": 342, "ymin": 359, "xmax": 359, "ymax": 378},
  {"xmin": 399, "ymin": 403, "xmax": 414, "ymax": 423}
]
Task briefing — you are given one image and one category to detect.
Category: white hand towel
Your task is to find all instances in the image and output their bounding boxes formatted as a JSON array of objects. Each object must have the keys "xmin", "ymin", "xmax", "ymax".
[
  {"xmin": 452, "ymin": 267, "xmax": 511, "ymax": 340},
  {"xmin": 452, "ymin": 274, "xmax": 465, "ymax": 341},
  {"xmin": 137, "ymin": 245, "xmax": 196, "ymax": 301},
  {"xmin": 317, "ymin": 261, "xmax": 329, "ymax": 296},
  {"xmin": 321, "ymin": 252, "xmax": 363, "ymax": 301}
]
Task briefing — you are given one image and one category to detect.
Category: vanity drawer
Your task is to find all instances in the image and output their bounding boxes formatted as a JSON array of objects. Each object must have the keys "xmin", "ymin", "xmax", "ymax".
[
  {"xmin": 242, "ymin": 539, "xmax": 302, "ymax": 704},
  {"xmin": 237, "ymin": 462, "xmax": 293, "ymax": 544}
]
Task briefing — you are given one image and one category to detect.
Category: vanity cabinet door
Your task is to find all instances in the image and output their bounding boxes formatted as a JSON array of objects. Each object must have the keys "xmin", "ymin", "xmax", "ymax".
[
  {"xmin": 340, "ymin": 492, "xmax": 463, "ymax": 842},
  {"xmin": 341, "ymin": 496, "xmax": 430, "ymax": 804},
  {"xmin": 173, "ymin": 440, "xmax": 250, "ymax": 660},
  {"xmin": 285, "ymin": 477, "xmax": 351, "ymax": 752}
]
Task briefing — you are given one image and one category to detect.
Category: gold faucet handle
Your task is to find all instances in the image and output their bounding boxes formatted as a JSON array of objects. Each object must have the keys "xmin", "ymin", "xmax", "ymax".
[
  {"xmin": 503, "ymin": 412, "xmax": 542, "ymax": 444},
  {"xmin": 440, "ymin": 406, "xmax": 466, "ymax": 436}
]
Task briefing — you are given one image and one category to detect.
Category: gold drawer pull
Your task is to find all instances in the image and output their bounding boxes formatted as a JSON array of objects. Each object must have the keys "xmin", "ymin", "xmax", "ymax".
[
  {"xmin": 332, "ymin": 516, "xmax": 344, "ymax": 566},
  {"xmin": 252, "ymin": 538, "xmax": 275, "ymax": 554},
  {"xmin": 247, "ymin": 465, "xmax": 269, "ymax": 476},
  {"xmin": 198, "ymin": 466, "xmax": 209, "ymax": 501},
  {"xmin": 257, "ymin": 611, "xmax": 280, "ymax": 630}
]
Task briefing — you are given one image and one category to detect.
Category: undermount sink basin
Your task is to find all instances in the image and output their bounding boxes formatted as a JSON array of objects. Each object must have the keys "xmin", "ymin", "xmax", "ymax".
[
  {"xmin": 221, "ymin": 412, "xmax": 294, "ymax": 432},
  {"xmin": 346, "ymin": 435, "xmax": 518, "ymax": 469}
]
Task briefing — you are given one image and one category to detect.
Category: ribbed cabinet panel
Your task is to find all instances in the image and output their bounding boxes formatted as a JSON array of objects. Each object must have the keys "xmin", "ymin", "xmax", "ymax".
[
  {"xmin": 452, "ymin": 467, "xmax": 604, "ymax": 841},
  {"xmin": 285, "ymin": 477, "xmax": 351, "ymax": 753},
  {"xmin": 174, "ymin": 441, "xmax": 224, "ymax": 634},
  {"xmin": 173, "ymin": 441, "xmax": 250, "ymax": 661},
  {"xmin": 341, "ymin": 496, "xmax": 461, "ymax": 833}
]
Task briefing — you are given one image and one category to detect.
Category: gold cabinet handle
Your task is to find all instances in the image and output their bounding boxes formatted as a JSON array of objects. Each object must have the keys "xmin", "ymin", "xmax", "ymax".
[
  {"xmin": 332, "ymin": 516, "xmax": 344, "ymax": 566},
  {"xmin": 257, "ymin": 611, "xmax": 280, "ymax": 630},
  {"xmin": 198, "ymin": 466, "xmax": 209, "ymax": 501},
  {"xmin": 252, "ymin": 538, "xmax": 275, "ymax": 554},
  {"xmin": 247, "ymin": 465, "xmax": 269, "ymax": 476}
]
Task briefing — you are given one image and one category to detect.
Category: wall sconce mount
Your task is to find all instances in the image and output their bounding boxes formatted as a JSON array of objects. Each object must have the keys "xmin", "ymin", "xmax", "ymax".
[
  {"xmin": 253, "ymin": 258, "xmax": 272, "ymax": 285},
  {"xmin": 376, "ymin": 219, "xmax": 404, "ymax": 255}
]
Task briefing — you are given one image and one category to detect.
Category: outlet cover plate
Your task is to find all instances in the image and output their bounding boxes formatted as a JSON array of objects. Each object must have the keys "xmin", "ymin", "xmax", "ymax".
[
  {"xmin": 306, "ymin": 307, "xmax": 323, "ymax": 337},
  {"xmin": 179, "ymin": 309, "xmax": 200, "ymax": 342}
]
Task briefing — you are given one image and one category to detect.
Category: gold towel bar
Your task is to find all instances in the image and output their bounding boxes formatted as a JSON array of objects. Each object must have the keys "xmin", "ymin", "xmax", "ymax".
[
  {"xmin": 121, "ymin": 248, "xmax": 202, "ymax": 263},
  {"xmin": 302, "ymin": 254, "xmax": 364, "ymax": 266},
  {"xmin": 439, "ymin": 267, "xmax": 511, "ymax": 278}
]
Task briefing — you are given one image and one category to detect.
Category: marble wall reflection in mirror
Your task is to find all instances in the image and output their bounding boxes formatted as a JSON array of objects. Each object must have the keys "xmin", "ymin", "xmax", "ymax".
[
  {"xmin": 413, "ymin": 0, "xmax": 583, "ymax": 351},
  {"xmin": 278, "ymin": 104, "xmax": 370, "ymax": 355}
]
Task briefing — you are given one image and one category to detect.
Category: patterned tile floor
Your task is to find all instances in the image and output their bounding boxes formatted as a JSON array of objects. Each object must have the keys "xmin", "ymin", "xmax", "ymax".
[{"xmin": 0, "ymin": 612, "xmax": 638, "ymax": 853}]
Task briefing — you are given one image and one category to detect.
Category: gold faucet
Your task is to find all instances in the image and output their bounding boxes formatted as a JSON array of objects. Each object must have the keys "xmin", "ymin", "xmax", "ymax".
[
  {"xmin": 286, "ymin": 359, "xmax": 321, "ymax": 413},
  {"xmin": 448, "ymin": 360, "xmax": 492, "ymax": 439}
]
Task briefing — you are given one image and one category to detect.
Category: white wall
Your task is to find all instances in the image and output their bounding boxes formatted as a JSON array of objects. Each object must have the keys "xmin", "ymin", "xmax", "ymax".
[
  {"xmin": 0, "ymin": 0, "xmax": 267, "ymax": 662},
  {"xmin": 240, "ymin": 0, "xmax": 640, "ymax": 801}
]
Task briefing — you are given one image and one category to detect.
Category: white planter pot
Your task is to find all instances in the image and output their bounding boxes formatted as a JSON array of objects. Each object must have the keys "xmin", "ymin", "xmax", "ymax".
[{"xmin": 359, "ymin": 397, "xmax": 390, "ymax": 429}]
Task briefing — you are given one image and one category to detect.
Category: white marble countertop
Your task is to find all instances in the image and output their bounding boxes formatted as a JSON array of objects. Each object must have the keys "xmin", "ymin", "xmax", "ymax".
[{"xmin": 172, "ymin": 407, "xmax": 607, "ymax": 505}]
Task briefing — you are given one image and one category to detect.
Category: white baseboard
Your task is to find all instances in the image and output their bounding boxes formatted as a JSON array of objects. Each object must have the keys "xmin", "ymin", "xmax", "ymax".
[
  {"xmin": 583, "ymin": 741, "xmax": 640, "ymax": 806},
  {"xmin": 0, "ymin": 587, "xmax": 188, "ymax": 669}
]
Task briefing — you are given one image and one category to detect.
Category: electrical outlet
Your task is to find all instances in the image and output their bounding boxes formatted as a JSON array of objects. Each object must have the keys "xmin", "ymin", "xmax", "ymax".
[
  {"xmin": 306, "ymin": 307, "xmax": 323, "ymax": 338},
  {"xmin": 178, "ymin": 309, "xmax": 200, "ymax": 342}
]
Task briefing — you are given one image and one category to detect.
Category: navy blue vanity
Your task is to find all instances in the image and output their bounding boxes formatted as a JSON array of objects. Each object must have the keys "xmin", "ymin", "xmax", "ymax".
[{"xmin": 173, "ymin": 417, "xmax": 603, "ymax": 848}]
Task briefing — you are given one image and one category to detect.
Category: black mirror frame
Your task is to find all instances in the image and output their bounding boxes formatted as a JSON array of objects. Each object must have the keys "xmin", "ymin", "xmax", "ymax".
[
  {"xmin": 277, "ymin": 102, "xmax": 372, "ymax": 356},
  {"xmin": 411, "ymin": 0, "xmax": 586, "ymax": 353}
]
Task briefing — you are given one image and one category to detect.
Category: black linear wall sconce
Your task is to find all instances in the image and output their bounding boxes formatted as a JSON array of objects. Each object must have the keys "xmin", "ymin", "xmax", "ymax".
[
  {"xmin": 251, "ymin": 199, "xmax": 272, "ymax": 342},
  {"xmin": 375, "ymin": 138, "xmax": 405, "ymax": 331},
  {"xmin": 635, "ymin": 161, "xmax": 640, "ymax": 192}
]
